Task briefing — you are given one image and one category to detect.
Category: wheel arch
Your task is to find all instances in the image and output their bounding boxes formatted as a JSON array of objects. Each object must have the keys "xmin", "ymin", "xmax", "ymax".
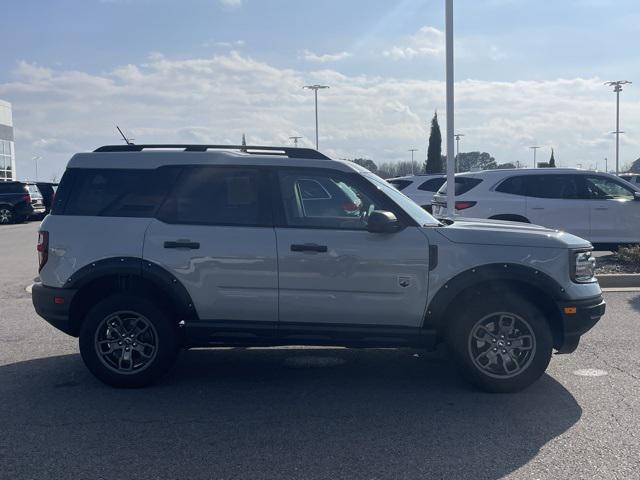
[
  {"xmin": 66, "ymin": 257, "xmax": 198, "ymax": 336},
  {"xmin": 424, "ymin": 264, "xmax": 568, "ymax": 349}
]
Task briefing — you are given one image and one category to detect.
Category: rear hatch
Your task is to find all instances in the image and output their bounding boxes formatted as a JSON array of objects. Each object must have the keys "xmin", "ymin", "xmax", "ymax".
[
  {"xmin": 432, "ymin": 176, "xmax": 483, "ymax": 216},
  {"xmin": 26, "ymin": 184, "xmax": 45, "ymax": 212}
]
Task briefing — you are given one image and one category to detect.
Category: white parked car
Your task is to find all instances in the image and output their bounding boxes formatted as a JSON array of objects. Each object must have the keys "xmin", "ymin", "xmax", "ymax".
[
  {"xmin": 432, "ymin": 168, "xmax": 640, "ymax": 248},
  {"xmin": 387, "ymin": 174, "xmax": 446, "ymax": 212},
  {"xmin": 620, "ymin": 173, "xmax": 640, "ymax": 187}
]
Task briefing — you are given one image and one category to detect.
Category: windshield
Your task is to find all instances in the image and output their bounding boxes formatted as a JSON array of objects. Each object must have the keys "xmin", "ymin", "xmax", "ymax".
[{"xmin": 363, "ymin": 172, "xmax": 440, "ymax": 226}]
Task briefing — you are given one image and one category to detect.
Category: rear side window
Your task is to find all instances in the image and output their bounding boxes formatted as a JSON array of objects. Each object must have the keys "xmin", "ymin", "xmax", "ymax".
[
  {"xmin": 157, "ymin": 166, "xmax": 271, "ymax": 226},
  {"xmin": 388, "ymin": 179, "xmax": 412, "ymax": 191},
  {"xmin": 438, "ymin": 178, "xmax": 483, "ymax": 195},
  {"xmin": 0, "ymin": 183, "xmax": 26, "ymax": 194},
  {"xmin": 61, "ymin": 168, "xmax": 178, "ymax": 217},
  {"xmin": 496, "ymin": 176, "xmax": 526, "ymax": 195},
  {"xmin": 417, "ymin": 178, "xmax": 446, "ymax": 192},
  {"xmin": 523, "ymin": 175, "xmax": 582, "ymax": 199}
]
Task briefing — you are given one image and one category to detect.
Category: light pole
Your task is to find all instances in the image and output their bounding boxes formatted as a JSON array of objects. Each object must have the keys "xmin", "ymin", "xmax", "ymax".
[
  {"xmin": 408, "ymin": 148, "xmax": 418, "ymax": 174},
  {"xmin": 605, "ymin": 157, "xmax": 608, "ymax": 173},
  {"xmin": 445, "ymin": 0, "xmax": 455, "ymax": 217},
  {"xmin": 454, "ymin": 133, "xmax": 464, "ymax": 172},
  {"xmin": 32, "ymin": 155, "xmax": 41, "ymax": 181},
  {"xmin": 529, "ymin": 146, "xmax": 541, "ymax": 168},
  {"xmin": 303, "ymin": 84, "xmax": 329, "ymax": 150},
  {"xmin": 605, "ymin": 80, "xmax": 631, "ymax": 175},
  {"xmin": 289, "ymin": 136, "xmax": 303, "ymax": 147}
]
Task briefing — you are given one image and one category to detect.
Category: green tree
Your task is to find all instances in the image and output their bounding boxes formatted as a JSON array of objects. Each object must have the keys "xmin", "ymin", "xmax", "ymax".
[
  {"xmin": 424, "ymin": 112, "xmax": 443, "ymax": 174},
  {"xmin": 496, "ymin": 162, "xmax": 516, "ymax": 169},
  {"xmin": 549, "ymin": 148, "xmax": 556, "ymax": 167},
  {"xmin": 457, "ymin": 152, "xmax": 497, "ymax": 172},
  {"xmin": 349, "ymin": 158, "xmax": 378, "ymax": 173}
]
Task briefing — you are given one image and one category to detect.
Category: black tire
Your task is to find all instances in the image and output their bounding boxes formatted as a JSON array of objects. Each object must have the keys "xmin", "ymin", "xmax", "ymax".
[
  {"xmin": 79, "ymin": 294, "xmax": 179, "ymax": 388},
  {"xmin": 0, "ymin": 206, "xmax": 15, "ymax": 225},
  {"xmin": 447, "ymin": 294, "xmax": 553, "ymax": 393}
]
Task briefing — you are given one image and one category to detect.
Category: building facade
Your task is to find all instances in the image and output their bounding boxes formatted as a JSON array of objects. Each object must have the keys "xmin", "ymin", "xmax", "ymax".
[{"xmin": 0, "ymin": 99, "xmax": 16, "ymax": 181}]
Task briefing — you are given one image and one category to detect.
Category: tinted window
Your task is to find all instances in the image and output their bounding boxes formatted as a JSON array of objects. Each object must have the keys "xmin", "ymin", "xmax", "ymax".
[
  {"xmin": 438, "ymin": 178, "xmax": 483, "ymax": 195},
  {"xmin": 388, "ymin": 179, "xmax": 412, "ymax": 191},
  {"xmin": 278, "ymin": 170, "xmax": 381, "ymax": 230},
  {"xmin": 496, "ymin": 176, "xmax": 526, "ymax": 195},
  {"xmin": 158, "ymin": 166, "xmax": 270, "ymax": 226},
  {"xmin": 584, "ymin": 175, "xmax": 635, "ymax": 200},
  {"xmin": 63, "ymin": 168, "xmax": 177, "ymax": 217},
  {"xmin": 524, "ymin": 175, "xmax": 581, "ymax": 199},
  {"xmin": 296, "ymin": 179, "xmax": 331, "ymax": 200},
  {"xmin": 0, "ymin": 182, "xmax": 25, "ymax": 194},
  {"xmin": 417, "ymin": 178, "xmax": 446, "ymax": 192}
]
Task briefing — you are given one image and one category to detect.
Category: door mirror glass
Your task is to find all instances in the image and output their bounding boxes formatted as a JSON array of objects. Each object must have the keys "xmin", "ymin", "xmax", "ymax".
[{"xmin": 367, "ymin": 210, "xmax": 401, "ymax": 233}]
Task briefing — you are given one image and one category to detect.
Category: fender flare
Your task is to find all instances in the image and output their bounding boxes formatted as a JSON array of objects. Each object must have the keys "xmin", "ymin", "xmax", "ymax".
[
  {"xmin": 66, "ymin": 257, "xmax": 198, "ymax": 321},
  {"xmin": 423, "ymin": 263, "xmax": 569, "ymax": 330}
]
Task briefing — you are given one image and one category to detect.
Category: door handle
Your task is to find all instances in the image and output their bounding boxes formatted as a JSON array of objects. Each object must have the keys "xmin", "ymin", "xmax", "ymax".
[
  {"xmin": 164, "ymin": 240, "xmax": 200, "ymax": 249},
  {"xmin": 291, "ymin": 243, "xmax": 328, "ymax": 253}
]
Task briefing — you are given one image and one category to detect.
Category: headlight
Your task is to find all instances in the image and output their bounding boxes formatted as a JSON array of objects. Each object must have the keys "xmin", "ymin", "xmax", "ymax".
[{"xmin": 571, "ymin": 250, "xmax": 596, "ymax": 283}]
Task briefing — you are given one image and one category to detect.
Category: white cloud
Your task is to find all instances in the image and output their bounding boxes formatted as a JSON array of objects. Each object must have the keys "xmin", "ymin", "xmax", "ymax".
[
  {"xmin": 300, "ymin": 50, "xmax": 352, "ymax": 63},
  {"xmin": 202, "ymin": 39, "xmax": 245, "ymax": 48},
  {"xmin": 0, "ymin": 52, "xmax": 637, "ymax": 180},
  {"xmin": 383, "ymin": 26, "xmax": 445, "ymax": 60}
]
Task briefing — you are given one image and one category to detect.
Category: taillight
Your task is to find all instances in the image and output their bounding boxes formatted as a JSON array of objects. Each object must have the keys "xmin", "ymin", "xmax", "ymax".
[
  {"xmin": 23, "ymin": 194, "xmax": 32, "ymax": 205},
  {"xmin": 37, "ymin": 231, "xmax": 49, "ymax": 272},
  {"xmin": 455, "ymin": 201, "xmax": 477, "ymax": 210}
]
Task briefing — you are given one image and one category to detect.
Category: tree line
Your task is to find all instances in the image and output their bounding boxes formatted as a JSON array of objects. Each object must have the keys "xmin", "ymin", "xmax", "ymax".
[{"xmin": 347, "ymin": 111, "xmax": 561, "ymax": 179}]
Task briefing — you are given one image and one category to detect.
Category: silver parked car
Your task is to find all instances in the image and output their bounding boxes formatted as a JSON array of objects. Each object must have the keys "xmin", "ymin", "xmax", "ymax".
[{"xmin": 32, "ymin": 144, "xmax": 605, "ymax": 392}]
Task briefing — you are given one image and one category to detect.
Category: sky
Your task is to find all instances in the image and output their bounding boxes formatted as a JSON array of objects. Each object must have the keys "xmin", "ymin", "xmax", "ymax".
[{"xmin": 1, "ymin": 0, "xmax": 639, "ymax": 181}]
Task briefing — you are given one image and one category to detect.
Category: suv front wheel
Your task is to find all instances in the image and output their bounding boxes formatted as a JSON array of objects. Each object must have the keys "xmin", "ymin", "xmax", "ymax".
[
  {"xmin": 448, "ymin": 294, "xmax": 553, "ymax": 393},
  {"xmin": 79, "ymin": 294, "xmax": 179, "ymax": 387}
]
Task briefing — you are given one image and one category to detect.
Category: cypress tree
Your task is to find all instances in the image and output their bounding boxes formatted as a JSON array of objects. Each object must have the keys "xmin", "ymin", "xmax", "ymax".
[
  {"xmin": 425, "ymin": 111, "xmax": 443, "ymax": 174},
  {"xmin": 549, "ymin": 148, "xmax": 556, "ymax": 167}
]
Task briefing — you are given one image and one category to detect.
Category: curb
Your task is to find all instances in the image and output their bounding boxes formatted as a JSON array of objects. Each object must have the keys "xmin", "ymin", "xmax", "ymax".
[{"xmin": 596, "ymin": 273, "xmax": 640, "ymax": 288}]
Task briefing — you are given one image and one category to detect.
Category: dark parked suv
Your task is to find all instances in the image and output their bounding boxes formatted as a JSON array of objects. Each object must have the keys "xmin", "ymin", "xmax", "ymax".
[{"xmin": 0, "ymin": 181, "xmax": 43, "ymax": 224}]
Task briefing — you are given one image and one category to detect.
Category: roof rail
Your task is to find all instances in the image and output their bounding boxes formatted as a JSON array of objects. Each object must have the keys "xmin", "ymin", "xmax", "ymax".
[{"xmin": 93, "ymin": 144, "xmax": 331, "ymax": 160}]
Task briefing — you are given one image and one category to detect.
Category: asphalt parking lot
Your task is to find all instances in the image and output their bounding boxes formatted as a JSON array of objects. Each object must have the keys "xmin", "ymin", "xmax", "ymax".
[{"xmin": 1, "ymin": 222, "xmax": 639, "ymax": 480}]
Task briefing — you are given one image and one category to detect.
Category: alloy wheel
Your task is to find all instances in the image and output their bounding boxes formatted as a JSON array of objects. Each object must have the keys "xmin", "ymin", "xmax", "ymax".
[
  {"xmin": 467, "ymin": 312, "xmax": 536, "ymax": 379},
  {"xmin": 94, "ymin": 311, "xmax": 158, "ymax": 375}
]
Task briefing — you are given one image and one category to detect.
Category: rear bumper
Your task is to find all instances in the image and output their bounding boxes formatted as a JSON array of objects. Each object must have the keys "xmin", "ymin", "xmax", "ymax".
[
  {"xmin": 31, "ymin": 283, "xmax": 78, "ymax": 336},
  {"xmin": 555, "ymin": 295, "xmax": 605, "ymax": 353}
]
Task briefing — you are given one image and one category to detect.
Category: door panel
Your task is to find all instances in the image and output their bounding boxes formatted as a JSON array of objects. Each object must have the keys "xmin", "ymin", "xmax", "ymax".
[
  {"xmin": 142, "ymin": 165, "xmax": 278, "ymax": 324},
  {"xmin": 144, "ymin": 221, "xmax": 278, "ymax": 322},
  {"xmin": 583, "ymin": 174, "xmax": 640, "ymax": 243},
  {"xmin": 523, "ymin": 174, "xmax": 590, "ymax": 239},
  {"xmin": 276, "ymin": 227, "xmax": 430, "ymax": 327}
]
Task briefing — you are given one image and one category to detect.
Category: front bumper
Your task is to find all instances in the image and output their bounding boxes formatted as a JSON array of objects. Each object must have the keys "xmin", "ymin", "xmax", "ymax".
[
  {"xmin": 32, "ymin": 283, "xmax": 78, "ymax": 336},
  {"xmin": 556, "ymin": 294, "xmax": 605, "ymax": 353}
]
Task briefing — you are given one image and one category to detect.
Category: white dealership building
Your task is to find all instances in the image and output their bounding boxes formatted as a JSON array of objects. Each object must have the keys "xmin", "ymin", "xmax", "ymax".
[{"xmin": 0, "ymin": 99, "xmax": 16, "ymax": 181}]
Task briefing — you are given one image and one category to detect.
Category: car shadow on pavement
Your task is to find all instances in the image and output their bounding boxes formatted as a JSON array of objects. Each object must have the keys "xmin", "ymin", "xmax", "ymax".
[
  {"xmin": 0, "ymin": 348, "xmax": 581, "ymax": 480},
  {"xmin": 628, "ymin": 294, "xmax": 640, "ymax": 313}
]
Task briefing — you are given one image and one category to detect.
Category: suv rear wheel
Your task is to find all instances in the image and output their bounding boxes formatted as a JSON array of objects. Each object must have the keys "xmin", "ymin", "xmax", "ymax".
[
  {"xmin": 79, "ymin": 294, "xmax": 179, "ymax": 387},
  {"xmin": 447, "ymin": 294, "xmax": 553, "ymax": 393},
  {"xmin": 0, "ymin": 207, "xmax": 14, "ymax": 225}
]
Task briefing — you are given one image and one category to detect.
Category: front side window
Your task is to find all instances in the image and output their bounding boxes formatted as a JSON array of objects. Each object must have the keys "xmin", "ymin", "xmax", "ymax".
[
  {"xmin": 278, "ymin": 171, "xmax": 380, "ymax": 230},
  {"xmin": 158, "ymin": 166, "xmax": 271, "ymax": 226},
  {"xmin": 584, "ymin": 175, "xmax": 635, "ymax": 200}
]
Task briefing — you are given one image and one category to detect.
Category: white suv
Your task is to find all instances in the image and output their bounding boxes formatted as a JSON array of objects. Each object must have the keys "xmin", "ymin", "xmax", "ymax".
[
  {"xmin": 432, "ymin": 168, "xmax": 640, "ymax": 248},
  {"xmin": 32, "ymin": 145, "xmax": 604, "ymax": 392},
  {"xmin": 387, "ymin": 174, "xmax": 445, "ymax": 212}
]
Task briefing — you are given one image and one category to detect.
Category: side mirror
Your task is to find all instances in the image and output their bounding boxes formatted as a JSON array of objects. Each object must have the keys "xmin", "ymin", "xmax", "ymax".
[
  {"xmin": 367, "ymin": 210, "xmax": 401, "ymax": 233},
  {"xmin": 634, "ymin": 192, "xmax": 640, "ymax": 201}
]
